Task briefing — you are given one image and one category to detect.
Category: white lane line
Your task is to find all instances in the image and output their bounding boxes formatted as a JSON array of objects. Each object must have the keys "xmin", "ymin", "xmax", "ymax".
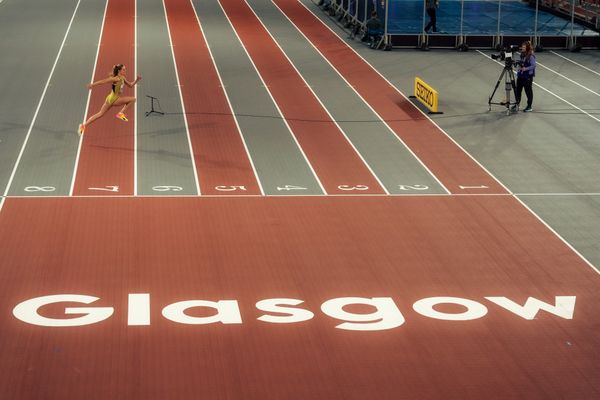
[
  {"xmin": 0, "ymin": 197, "xmax": 5, "ymax": 214},
  {"xmin": 512, "ymin": 195, "xmax": 599, "ymax": 276},
  {"xmin": 294, "ymin": 0, "xmax": 512, "ymax": 196},
  {"xmin": 190, "ymin": 0, "xmax": 265, "ymax": 196},
  {"xmin": 70, "ymin": 0, "xmax": 110, "ymax": 196},
  {"xmin": 134, "ymin": 0, "xmax": 138, "ymax": 195},
  {"xmin": 537, "ymin": 61, "xmax": 600, "ymax": 97},
  {"xmin": 247, "ymin": 0, "xmax": 389, "ymax": 195},
  {"xmin": 216, "ymin": 0, "xmax": 327, "ymax": 195},
  {"xmin": 477, "ymin": 50, "xmax": 600, "ymax": 123},
  {"xmin": 3, "ymin": 0, "xmax": 83, "ymax": 198},
  {"xmin": 550, "ymin": 51, "xmax": 600, "ymax": 77},
  {"xmin": 162, "ymin": 0, "xmax": 201, "ymax": 195},
  {"xmin": 3, "ymin": 192, "xmax": 599, "ymax": 199}
]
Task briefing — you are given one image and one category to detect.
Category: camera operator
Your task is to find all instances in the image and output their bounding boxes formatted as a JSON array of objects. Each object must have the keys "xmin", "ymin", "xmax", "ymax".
[{"xmin": 512, "ymin": 41, "xmax": 536, "ymax": 112}]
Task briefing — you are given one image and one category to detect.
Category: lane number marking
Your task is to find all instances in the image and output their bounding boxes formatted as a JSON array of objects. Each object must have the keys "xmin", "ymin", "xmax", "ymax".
[
  {"xmin": 152, "ymin": 186, "xmax": 183, "ymax": 192},
  {"xmin": 215, "ymin": 185, "xmax": 247, "ymax": 191},
  {"xmin": 398, "ymin": 184, "xmax": 429, "ymax": 191},
  {"xmin": 88, "ymin": 186, "xmax": 119, "ymax": 192},
  {"xmin": 458, "ymin": 185, "xmax": 489, "ymax": 190},
  {"xmin": 24, "ymin": 186, "xmax": 56, "ymax": 192},
  {"xmin": 338, "ymin": 185, "xmax": 369, "ymax": 191},
  {"xmin": 277, "ymin": 185, "xmax": 307, "ymax": 191}
]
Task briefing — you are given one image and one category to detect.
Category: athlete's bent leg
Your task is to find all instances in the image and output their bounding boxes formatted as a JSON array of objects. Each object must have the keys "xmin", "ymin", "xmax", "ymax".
[
  {"xmin": 114, "ymin": 96, "xmax": 136, "ymax": 114},
  {"xmin": 84, "ymin": 102, "xmax": 112, "ymax": 126},
  {"xmin": 113, "ymin": 97, "xmax": 136, "ymax": 122}
]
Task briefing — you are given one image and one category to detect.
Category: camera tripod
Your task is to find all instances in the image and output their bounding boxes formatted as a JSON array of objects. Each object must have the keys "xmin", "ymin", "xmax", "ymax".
[{"xmin": 488, "ymin": 62, "xmax": 518, "ymax": 115}]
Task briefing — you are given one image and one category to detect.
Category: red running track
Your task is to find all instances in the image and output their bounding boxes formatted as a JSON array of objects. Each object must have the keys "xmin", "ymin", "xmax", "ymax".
[
  {"xmin": 164, "ymin": 0, "xmax": 261, "ymax": 196},
  {"xmin": 219, "ymin": 0, "xmax": 386, "ymax": 195},
  {"xmin": 0, "ymin": 196, "xmax": 599, "ymax": 399},
  {"xmin": 73, "ymin": 0, "xmax": 135, "ymax": 196},
  {"xmin": 273, "ymin": 0, "xmax": 509, "ymax": 195}
]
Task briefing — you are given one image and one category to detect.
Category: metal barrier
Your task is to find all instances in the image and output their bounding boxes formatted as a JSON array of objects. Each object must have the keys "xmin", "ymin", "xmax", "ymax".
[{"xmin": 318, "ymin": 0, "xmax": 599, "ymax": 49}]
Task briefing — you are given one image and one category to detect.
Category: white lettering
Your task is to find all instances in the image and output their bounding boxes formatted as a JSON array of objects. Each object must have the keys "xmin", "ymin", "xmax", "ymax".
[
  {"xmin": 161, "ymin": 300, "xmax": 242, "ymax": 325},
  {"xmin": 128, "ymin": 293, "xmax": 151, "ymax": 326},
  {"xmin": 12, "ymin": 294, "xmax": 114, "ymax": 327},
  {"xmin": 320, "ymin": 297, "xmax": 405, "ymax": 331},
  {"xmin": 256, "ymin": 298, "xmax": 314, "ymax": 324},
  {"xmin": 485, "ymin": 296, "xmax": 576, "ymax": 320},
  {"xmin": 412, "ymin": 297, "xmax": 488, "ymax": 321},
  {"xmin": 10, "ymin": 294, "xmax": 577, "ymax": 328}
]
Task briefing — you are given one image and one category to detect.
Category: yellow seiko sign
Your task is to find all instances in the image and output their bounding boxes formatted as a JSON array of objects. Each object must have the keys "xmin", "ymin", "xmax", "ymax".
[{"xmin": 414, "ymin": 77, "xmax": 439, "ymax": 113}]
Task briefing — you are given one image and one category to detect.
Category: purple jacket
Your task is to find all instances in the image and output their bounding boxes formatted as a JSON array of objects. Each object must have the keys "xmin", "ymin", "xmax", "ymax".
[{"xmin": 517, "ymin": 54, "xmax": 536, "ymax": 79}]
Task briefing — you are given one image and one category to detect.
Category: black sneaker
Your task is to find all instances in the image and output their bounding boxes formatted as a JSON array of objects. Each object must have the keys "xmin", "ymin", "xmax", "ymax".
[
  {"xmin": 523, "ymin": 107, "xmax": 533, "ymax": 112},
  {"xmin": 511, "ymin": 104, "xmax": 519, "ymax": 112}
]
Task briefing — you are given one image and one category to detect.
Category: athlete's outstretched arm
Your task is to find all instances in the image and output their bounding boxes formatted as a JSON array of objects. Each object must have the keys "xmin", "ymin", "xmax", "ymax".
[
  {"xmin": 124, "ymin": 75, "xmax": 142, "ymax": 88},
  {"xmin": 86, "ymin": 76, "xmax": 119, "ymax": 89}
]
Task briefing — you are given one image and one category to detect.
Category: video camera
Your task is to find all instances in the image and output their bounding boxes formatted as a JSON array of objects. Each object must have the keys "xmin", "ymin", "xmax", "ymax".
[{"xmin": 491, "ymin": 45, "xmax": 522, "ymax": 68}]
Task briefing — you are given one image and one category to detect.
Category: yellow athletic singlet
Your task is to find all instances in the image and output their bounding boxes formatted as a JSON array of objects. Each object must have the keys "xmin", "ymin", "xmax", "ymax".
[{"xmin": 105, "ymin": 77, "xmax": 124, "ymax": 105}]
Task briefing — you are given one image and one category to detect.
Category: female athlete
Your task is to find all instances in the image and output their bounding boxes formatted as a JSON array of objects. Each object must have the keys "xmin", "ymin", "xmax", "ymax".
[{"xmin": 78, "ymin": 64, "xmax": 141, "ymax": 135}]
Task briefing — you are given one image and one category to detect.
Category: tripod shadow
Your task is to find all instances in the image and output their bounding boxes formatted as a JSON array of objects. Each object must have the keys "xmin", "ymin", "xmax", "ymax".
[
  {"xmin": 145, "ymin": 103, "xmax": 455, "ymax": 124},
  {"xmin": 142, "ymin": 94, "xmax": 600, "ymax": 130}
]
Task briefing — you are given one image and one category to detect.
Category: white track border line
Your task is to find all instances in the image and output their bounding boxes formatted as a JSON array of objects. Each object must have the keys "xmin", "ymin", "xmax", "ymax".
[
  {"xmin": 0, "ymin": 197, "xmax": 5, "ymax": 214},
  {"xmin": 3, "ymin": 192, "xmax": 599, "ymax": 199},
  {"xmin": 216, "ymin": 0, "xmax": 326, "ymax": 195},
  {"xmin": 516, "ymin": 192, "xmax": 600, "ymax": 196},
  {"xmin": 295, "ymin": 0, "xmax": 512, "ymax": 196},
  {"xmin": 512, "ymin": 195, "xmax": 599, "ymax": 276},
  {"xmin": 2, "ymin": 0, "xmax": 83, "ymax": 198},
  {"xmin": 477, "ymin": 50, "xmax": 600, "ymax": 123},
  {"xmin": 70, "ymin": 0, "xmax": 109, "ymax": 196},
  {"xmin": 246, "ymin": 0, "xmax": 388, "ymax": 195},
  {"xmin": 162, "ymin": 0, "xmax": 202, "ymax": 195},
  {"xmin": 537, "ymin": 61, "xmax": 600, "ymax": 98},
  {"xmin": 190, "ymin": 0, "xmax": 265, "ymax": 196},
  {"xmin": 134, "ymin": 0, "xmax": 138, "ymax": 195},
  {"xmin": 272, "ymin": 0, "xmax": 447, "ymax": 195},
  {"xmin": 549, "ymin": 51, "xmax": 600, "ymax": 77}
]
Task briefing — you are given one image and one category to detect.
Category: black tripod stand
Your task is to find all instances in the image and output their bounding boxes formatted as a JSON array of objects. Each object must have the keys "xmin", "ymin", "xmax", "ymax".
[
  {"xmin": 488, "ymin": 61, "xmax": 518, "ymax": 115},
  {"xmin": 145, "ymin": 95, "xmax": 164, "ymax": 117}
]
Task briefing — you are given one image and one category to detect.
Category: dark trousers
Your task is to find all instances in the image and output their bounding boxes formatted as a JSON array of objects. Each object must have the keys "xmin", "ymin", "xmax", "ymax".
[
  {"xmin": 515, "ymin": 76, "xmax": 533, "ymax": 108},
  {"xmin": 424, "ymin": 8, "xmax": 437, "ymax": 32}
]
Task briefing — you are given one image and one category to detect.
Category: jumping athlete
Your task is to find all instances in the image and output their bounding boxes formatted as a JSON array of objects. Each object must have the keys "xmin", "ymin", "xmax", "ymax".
[{"xmin": 78, "ymin": 64, "xmax": 141, "ymax": 135}]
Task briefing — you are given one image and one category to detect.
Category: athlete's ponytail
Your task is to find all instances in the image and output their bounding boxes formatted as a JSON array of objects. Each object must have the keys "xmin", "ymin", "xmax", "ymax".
[{"xmin": 110, "ymin": 64, "xmax": 124, "ymax": 77}]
